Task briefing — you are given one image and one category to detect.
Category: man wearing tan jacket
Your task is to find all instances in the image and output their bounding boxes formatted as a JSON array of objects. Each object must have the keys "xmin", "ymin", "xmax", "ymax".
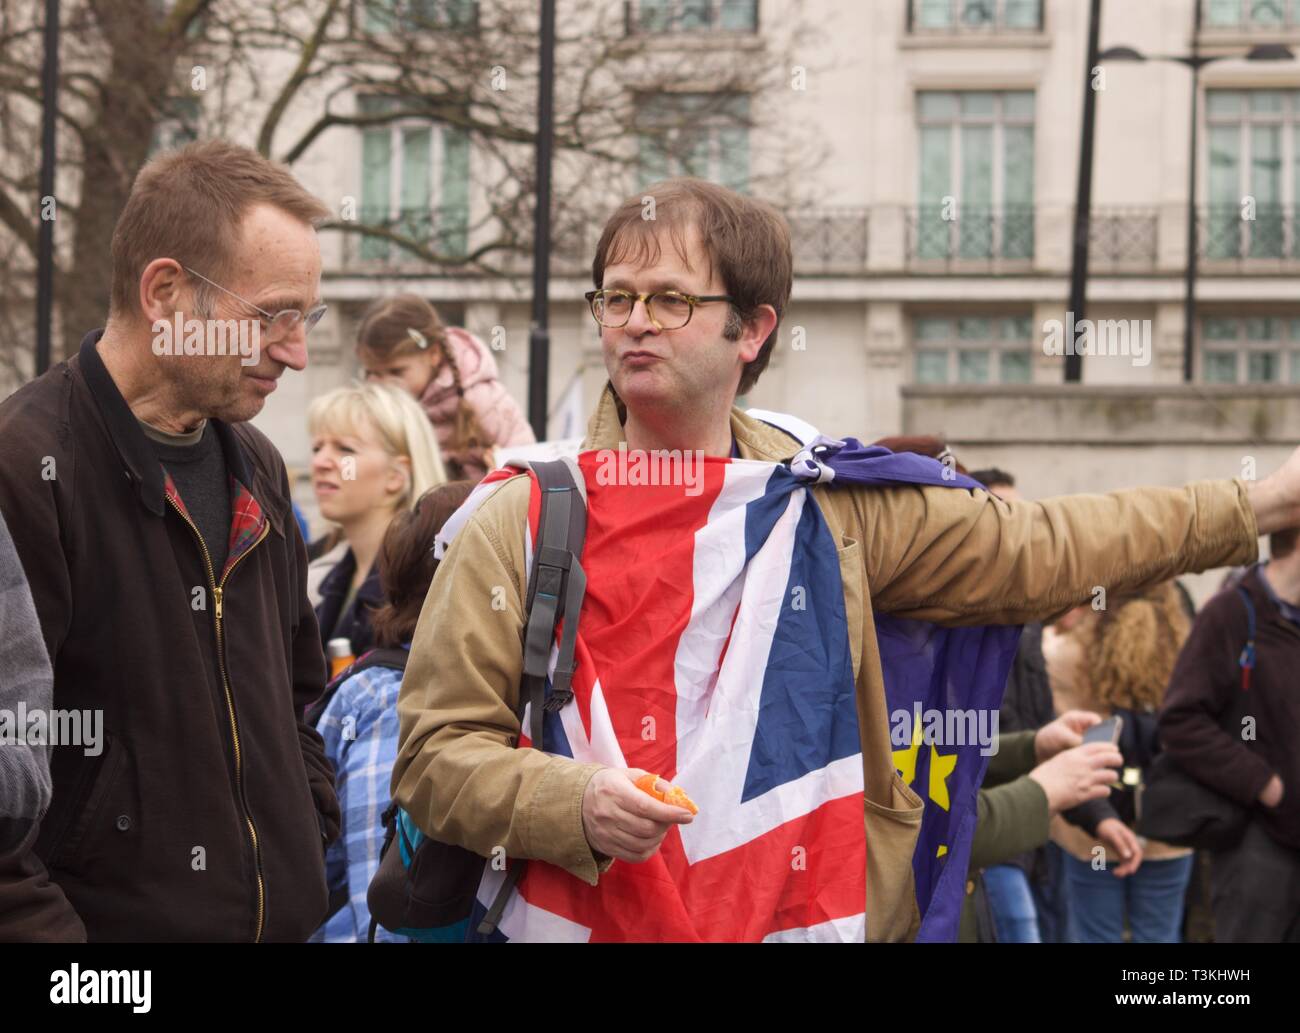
[{"xmin": 392, "ymin": 177, "xmax": 1300, "ymax": 942}]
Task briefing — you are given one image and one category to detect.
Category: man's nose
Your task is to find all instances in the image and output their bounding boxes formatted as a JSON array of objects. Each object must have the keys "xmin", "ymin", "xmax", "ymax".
[
  {"xmin": 267, "ymin": 325, "xmax": 309, "ymax": 372},
  {"xmin": 622, "ymin": 296, "xmax": 660, "ymax": 337}
]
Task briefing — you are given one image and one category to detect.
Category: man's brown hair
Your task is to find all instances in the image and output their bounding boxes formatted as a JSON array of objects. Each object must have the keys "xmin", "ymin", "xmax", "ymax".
[
  {"xmin": 591, "ymin": 177, "xmax": 793, "ymax": 395},
  {"xmin": 370, "ymin": 480, "xmax": 476, "ymax": 648},
  {"xmin": 1271, "ymin": 526, "xmax": 1299, "ymax": 560},
  {"xmin": 109, "ymin": 139, "xmax": 330, "ymax": 317}
]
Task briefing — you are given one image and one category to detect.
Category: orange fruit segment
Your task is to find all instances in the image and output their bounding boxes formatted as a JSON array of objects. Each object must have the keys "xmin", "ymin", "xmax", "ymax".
[{"xmin": 634, "ymin": 772, "xmax": 699, "ymax": 815}]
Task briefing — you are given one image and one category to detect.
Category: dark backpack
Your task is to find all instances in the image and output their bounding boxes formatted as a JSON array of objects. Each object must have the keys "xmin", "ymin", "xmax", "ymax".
[
  {"xmin": 1137, "ymin": 586, "xmax": 1257, "ymax": 850},
  {"xmin": 365, "ymin": 458, "xmax": 588, "ymax": 941}
]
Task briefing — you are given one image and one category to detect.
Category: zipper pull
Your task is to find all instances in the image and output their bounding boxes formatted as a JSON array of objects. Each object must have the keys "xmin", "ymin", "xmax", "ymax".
[{"xmin": 214, "ymin": 585, "xmax": 223, "ymax": 621}]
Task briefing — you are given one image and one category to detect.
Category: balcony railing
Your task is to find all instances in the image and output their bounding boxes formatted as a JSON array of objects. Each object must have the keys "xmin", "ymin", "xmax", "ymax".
[
  {"xmin": 907, "ymin": 0, "xmax": 1044, "ymax": 33},
  {"xmin": 787, "ymin": 208, "xmax": 869, "ymax": 274},
  {"xmin": 624, "ymin": 0, "xmax": 759, "ymax": 35},
  {"xmin": 328, "ymin": 203, "xmax": 1300, "ymax": 278},
  {"xmin": 1087, "ymin": 208, "xmax": 1159, "ymax": 272},
  {"xmin": 1199, "ymin": 205, "xmax": 1300, "ymax": 265},
  {"xmin": 906, "ymin": 206, "xmax": 1035, "ymax": 267},
  {"xmin": 1200, "ymin": 0, "xmax": 1300, "ymax": 32},
  {"xmin": 338, "ymin": 206, "xmax": 468, "ymax": 266},
  {"xmin": 355, "ymin": 0, "xmax": 480, "ymax": 34}
]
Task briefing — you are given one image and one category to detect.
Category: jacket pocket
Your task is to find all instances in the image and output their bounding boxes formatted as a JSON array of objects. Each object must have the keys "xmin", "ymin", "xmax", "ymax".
[
  {"xmin": 863, "ymin": 771, "xmax": 924, "ymax": 943},
  {"xmin": 836, "ymin": 535, "xmax": 865, "ymax": 679},
  {"xmin": 41, "ymin": 733, "xmax": 128, "ymax": 872}
]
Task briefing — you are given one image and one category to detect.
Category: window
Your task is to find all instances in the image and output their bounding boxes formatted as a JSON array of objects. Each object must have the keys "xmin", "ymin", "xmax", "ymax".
[
  {"xmin": 1205, "ymin": 90, "xmax": 1300, "ymax": 259},
  {"xmin": 916, "ymin": 90, "xmax": 1035, "ymax": 260},
  {"xmin": 150, "ymin": 0, "xmax": 206, "ymax": 38},
  {"xmin": 358, "ymin": 96, "xmax": 470, "ymax": 260},
  {"xmin": 913, "ymin": 314, "xmax": 1035, "ymax": 384},
  {"xmin": 911, "ymin": 0, "xmax": 1042, "ymax": 31},
  {"xmin": 149, "ymin": 96, "xmax": 200, "ymax": 155},
  {"xmin": 634, "ymin": 1, "xmax": 758, "ymax": 33},
  {"xmin": 362, "ymin": 0, "xmax": 477, "ymax": 33},
  {"xmin": 1203, "ymin": 0, "xmax": 1300, "ymax": 29},
  {"xmin": 1200, "ymin": 316, "xmax": 1300, "ymax": 383},
  {"xmin": 637, "ymin": 93, "xmax": 750, "ymax": 193}
]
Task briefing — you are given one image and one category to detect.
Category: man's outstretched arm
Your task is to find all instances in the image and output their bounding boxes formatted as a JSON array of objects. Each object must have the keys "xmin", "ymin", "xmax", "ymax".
[
  {"xmin": 1245, "ymin": 445, "xmax": 1300, "ymax": 536},
  {"xmin": 857, "ymin": 457, "xmax": 1286, "ymax": 625}
]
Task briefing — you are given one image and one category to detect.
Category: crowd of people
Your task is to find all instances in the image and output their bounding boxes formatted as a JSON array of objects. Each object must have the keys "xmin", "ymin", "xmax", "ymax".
[{"xmin": 0, "ymin": 139, "xmax": 1297, "ymax": 943}]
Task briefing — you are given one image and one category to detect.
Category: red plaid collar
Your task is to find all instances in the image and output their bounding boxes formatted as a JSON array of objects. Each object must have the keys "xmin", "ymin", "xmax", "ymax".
[{"xmin": 163, "ymin": 470, "xmax": 268, "ymax": 580}]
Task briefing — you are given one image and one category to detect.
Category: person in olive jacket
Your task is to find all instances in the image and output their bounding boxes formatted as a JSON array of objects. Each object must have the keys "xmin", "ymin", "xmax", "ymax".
[
  {"xmin": 0, "ymin": 141, "xmax": 340, "ymax": 942},
  {"xmin": 958, "ymin": 713, "xmax": 1123, "ymax": 942}
]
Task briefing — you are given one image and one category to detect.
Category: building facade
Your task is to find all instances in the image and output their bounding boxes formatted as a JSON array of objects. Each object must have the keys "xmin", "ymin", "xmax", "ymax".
[{"xmin": 162, "ymin": 0, "xmax": 1296, "ymax": 596}]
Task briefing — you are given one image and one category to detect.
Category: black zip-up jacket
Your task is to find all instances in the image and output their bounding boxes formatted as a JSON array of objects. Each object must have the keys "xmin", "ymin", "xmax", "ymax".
[
  {"xmin": 1160, "ymin": 565, "xmax": 1300, "ymax": 851},
  {"xmin": 0, "ymin": 331, "xmax": 340, "ymax": 942}
]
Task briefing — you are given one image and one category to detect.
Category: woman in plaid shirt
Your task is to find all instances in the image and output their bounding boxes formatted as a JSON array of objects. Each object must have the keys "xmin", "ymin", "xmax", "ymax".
[{"xmin": 310, "ymin": 481, "xmax": 474, "ymax": 943}]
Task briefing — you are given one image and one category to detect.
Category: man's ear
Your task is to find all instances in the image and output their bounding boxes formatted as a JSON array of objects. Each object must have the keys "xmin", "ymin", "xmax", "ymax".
[
  {"xmin": 738, "ymin": 304, "xmax": 779, "ymax": 363},
  {"xmin": 139, "ymin": 259, "xmax": 188, "ymax": 325}
]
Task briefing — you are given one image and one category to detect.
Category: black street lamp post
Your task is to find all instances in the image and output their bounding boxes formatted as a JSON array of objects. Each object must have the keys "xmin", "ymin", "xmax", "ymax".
[
  {"xmin": 35, "ymin": 0, "xmax": 60, "ymax": 377},
  {"xmin": 527, "ymin": 0, "xmax": 557, "ymax": 442}
]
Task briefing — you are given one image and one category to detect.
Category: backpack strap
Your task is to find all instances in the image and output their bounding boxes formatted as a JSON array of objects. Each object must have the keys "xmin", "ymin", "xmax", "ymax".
[
  {"xmin": 476, "ymin": 456, "xmax": 588, "ymax": 937},
  {"xmin": 1236, "ymin": 586, "xmax": 1257, "ymax": 692},
  {"xmin": 526, "ymin": 457, "xmax": 588, "ymax": 715},
  {"xmin": 306, "ymin": 646, "xmax": 410, "ymax": 729}
]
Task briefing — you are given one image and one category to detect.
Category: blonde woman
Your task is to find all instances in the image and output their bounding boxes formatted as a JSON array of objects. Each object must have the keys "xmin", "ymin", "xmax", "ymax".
[
  {"xmin": 1044, "ymin": 581, "xmax": 1195, "ymax": 942},
  {"xmin": 307, "ymin": 382, "xmax": 445, "ymax": 659}
]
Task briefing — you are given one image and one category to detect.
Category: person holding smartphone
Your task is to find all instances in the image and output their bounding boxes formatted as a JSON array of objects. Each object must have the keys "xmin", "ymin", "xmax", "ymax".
[{"xmin": 1043, "ymin": 581, "xmax": 1195, "ymax": 943}]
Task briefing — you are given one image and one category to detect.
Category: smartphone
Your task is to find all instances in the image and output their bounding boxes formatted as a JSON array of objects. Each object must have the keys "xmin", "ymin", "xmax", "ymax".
[
  {"xmin": 1083, "ymin": 715, "xmax": 1123, "ymax": 746},
  {"xmin": 1083, "ymin": 716, "xmax": 1125, "ymax": 790}
]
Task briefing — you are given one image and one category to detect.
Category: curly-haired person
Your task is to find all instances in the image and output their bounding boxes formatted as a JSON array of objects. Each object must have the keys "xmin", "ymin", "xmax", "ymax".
[{"xmin": 1044, "ymin": 581, "xmax": 1194, "ymax": 943}]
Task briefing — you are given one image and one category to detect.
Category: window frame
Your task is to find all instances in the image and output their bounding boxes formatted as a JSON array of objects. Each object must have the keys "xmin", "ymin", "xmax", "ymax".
[
  {"xmin": 1199, "ymin": 315, "xmax": 1300, "ymax": 383},
  {"xmin": 636, "ymin": 92, "xmax": 751, "ymax": 193},
  {"xmin": 1204, "ymin": 88, "xmax": 1300, "ymax": 259},
  {"xmin": 911, "ymin": 313, "xmax": 1037, "ymax": 385},
  {"xmin": 356, "ymin": 96, "xmax": 469, "ymax": 260}
]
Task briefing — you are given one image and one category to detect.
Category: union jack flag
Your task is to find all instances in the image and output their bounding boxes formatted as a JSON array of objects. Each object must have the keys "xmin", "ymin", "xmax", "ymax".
[{"xmin": 459, "ymin": 452, "xmax": 866, "ymax": 942}]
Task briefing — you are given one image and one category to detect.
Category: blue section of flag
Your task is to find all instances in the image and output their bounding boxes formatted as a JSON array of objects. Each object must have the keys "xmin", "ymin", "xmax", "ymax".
[
  {"xmin": 467, "ymin": 900, "xmax": 509, "ymax": 942},
  {"xmin": 743, "ymin": 467, "xmax": 860, "ymax": 802},
  {"xmin": 811, "ymin": 440, "xmax": 1023, "ymax": 943},
  {"xmin": 539, "ymin": 682, "xmax": 574, "ymax": 759},
  {"xmin": 873, "ymin": 616, "xmax": 1020, "ymax": 942}
]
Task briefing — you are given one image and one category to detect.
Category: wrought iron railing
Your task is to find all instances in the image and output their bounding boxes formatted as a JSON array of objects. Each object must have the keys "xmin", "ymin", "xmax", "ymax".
[
  {"xmin": 1087, "ymin": 208, "xmax": 1159, "ymax": 271},
  {"xmin": 355, "ymin": 0, "xmax": 480, "ymax": 34},
  {"xmin": 624, "ymin": 0, "xmax": 759, "ymax": 35},
  {"xmin": 1199, "ymin": 205, "xmax": 1300, "ymax": 263},
  {"xmin": 1199, "ymin": 0, "xmax": 1300, "ymax": 32},
  {"xmin": 787, "ymin": 208, "xmax": 870, "ymax": 273},
  {"xmin": 906, "ymin": 206, "xmax": 1035, "ymax": 266},
  {"xmin": 338, "ymin": 206, "xmax": 469, "ymax": 265},
  {"xmin": 906, "ymin": 0, "xmax": 1044, "ymax": 33}
]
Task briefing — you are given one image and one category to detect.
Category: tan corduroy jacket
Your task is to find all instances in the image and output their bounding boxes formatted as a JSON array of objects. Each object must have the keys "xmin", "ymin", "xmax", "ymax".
[{"xmin": 392, "ymin": 386, "xmax": 1258, "ymax": 942}]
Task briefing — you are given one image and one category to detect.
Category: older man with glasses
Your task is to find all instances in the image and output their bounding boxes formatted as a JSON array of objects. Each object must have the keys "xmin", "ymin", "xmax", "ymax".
[{"xmin": 0, "ymin": 140, "xmax": 340, "ymax": 942}]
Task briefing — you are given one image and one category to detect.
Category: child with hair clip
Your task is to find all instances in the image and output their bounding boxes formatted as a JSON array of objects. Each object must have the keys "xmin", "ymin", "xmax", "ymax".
[{"xmin": 355, "ymin": 293, "xmax": 535, "ymax": 482}]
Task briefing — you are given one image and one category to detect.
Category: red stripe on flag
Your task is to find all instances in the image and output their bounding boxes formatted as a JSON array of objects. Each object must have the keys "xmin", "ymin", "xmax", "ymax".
[
  {"xmin": 518, "ymin": 792, "xmax": 865, "ymax": 941},
  {"xmin": 571, "ymin": 452, "xmax": 727, "ymax": 780}
]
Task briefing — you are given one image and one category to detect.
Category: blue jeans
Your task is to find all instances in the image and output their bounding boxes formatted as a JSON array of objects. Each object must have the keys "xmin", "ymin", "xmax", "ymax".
[
  {"xmin": 983, "ymin": 863, "xmax": 1041, "ymax": 943},
  {"xmin": 1032, "ymin": 843, "xmax": 1070, "ymax": 943},
  {"xmin": 1063, "ymin": 851, "xmax": 1194, "ymax": 943}
]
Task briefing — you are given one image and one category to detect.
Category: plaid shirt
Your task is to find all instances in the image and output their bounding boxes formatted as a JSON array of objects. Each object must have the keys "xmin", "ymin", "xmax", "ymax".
[{"xmin": 309, "ymin": 658, "xmax": 412, "ymax": 943}]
